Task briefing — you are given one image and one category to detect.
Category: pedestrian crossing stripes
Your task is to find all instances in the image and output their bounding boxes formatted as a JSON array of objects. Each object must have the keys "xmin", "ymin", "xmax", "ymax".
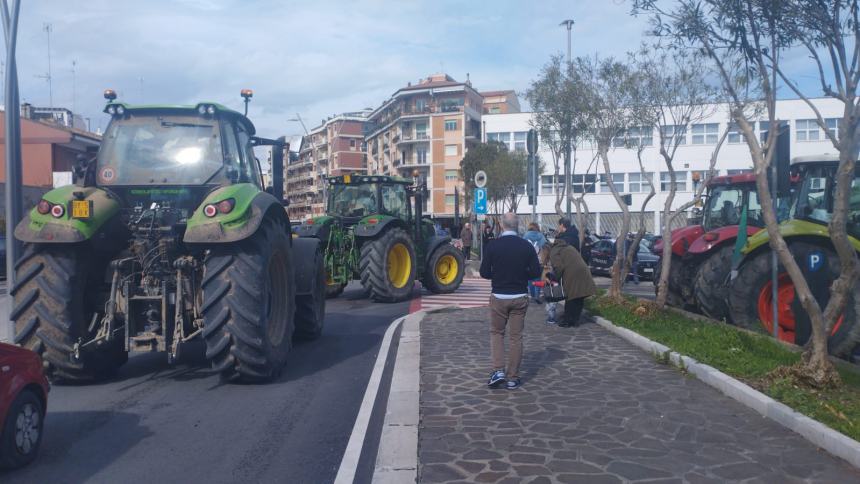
[{"xmin": 412, "ymin": 277, "xmax": 493, "ymax": 312}]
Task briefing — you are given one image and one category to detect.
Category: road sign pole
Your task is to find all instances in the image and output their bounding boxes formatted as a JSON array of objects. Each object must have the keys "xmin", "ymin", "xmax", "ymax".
[{"xmin": 3, "ymin": 0, "xmax": 22, "ymax": 289}]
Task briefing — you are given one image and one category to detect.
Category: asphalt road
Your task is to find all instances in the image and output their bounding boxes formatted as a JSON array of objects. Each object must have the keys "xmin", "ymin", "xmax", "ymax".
[
  {"xmin": 1, "ymin": 282, "xmax": 409, "ymax": 484},
  {"xmin": 593, "ymin": 274, "xmax": 657, "ymax": 300}
]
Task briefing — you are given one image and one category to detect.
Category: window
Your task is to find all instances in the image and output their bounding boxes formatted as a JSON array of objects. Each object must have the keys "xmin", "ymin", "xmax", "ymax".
[
  {"xmin": 826, "ymin": 118, "xmax": 841, "ymax": 139},
  {"xmin": 417, "ymin": 148, "xmax": 427, "ymax": 164},
  {"xmin": 541, "ymin": 175, "xmax": 555, "ymax": 195},
  {"xmin": 350, "ymin": 139, "xmax": 356, "ymax": 148},
  {"xmin": 513, "ymin": 132, "xmax": 527, "ymax": 151},
  {"xmin": 727, "ymin": 123, "xmax": 744, "ymax": 144},
  {"xmin": 795, "ymin": 119, "xmax": 820, "ymax": 141},
  {"xmin": 381, "ymin": 184, "xmax": 409, "ymax": 219},
  {"xmin": 415, "ymin": 99, "xmax": 427, "ymax": 112},
  {"xmin": 489, "ymin": 106, "xmax": 501, "ymax": 114},
  {"xmin": 600, "ymin": 173, "xmax": 625, "ymax": 193},
  {"xmin": 660, "ymin": 171, "xmax": 687, "ymax": 192},
  {"xmin": 661, "ymin": 125, "xmax": 686, "ymax": 145},
  {"xmin": 235, "ymin": 124, "xmax": 261, "ymax": 185},
  {"xmin": 444, "ymin": 144, "xmax": 458, "ymax": 156},
  {"xmin": 692, "ymin": 123, "xmax": 719, "ymax": 144},
  {"xmin": 444, "ymin": 120, "xmax": 458, "ymax": 131},
  {"xmin": 445, "ymin": 194, "xmax": 456, "ymax": 205},
  {"xmin": 628, "ymin": 172, "xmax": 654, "ymax": 193},
  {"xmin": 617, "ymin": 126, "xmax": 653, "ymax": 148},
  {"xmin": 488, "ymin": 132, "xmax": 511, "ymax": 149},
  {"xmin": 444, "ymin": 169, "xmax": 458, "ymax": 181},
  {"xmin": 572, "ymin": 174, "xmax": 597, "ymax": 193}
]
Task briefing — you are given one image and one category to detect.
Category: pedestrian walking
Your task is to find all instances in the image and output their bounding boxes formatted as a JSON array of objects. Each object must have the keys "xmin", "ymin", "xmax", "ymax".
[
  {"xmin": 461, "ymin": 222, "xmax": 473, "ymax": 261},
  {"xmin": 479, "ymin": 212, "xmax": 541, "ymax": 390},
  {"xmin": 548, "ymin": 237, "xmax": 596, "ymax": 328},
  {"xmin": 522, "ymin": 222, "xmax": 547, "ymax": 304},
  {"xmin": 556, "ymin": 217, "xmax": 580, "ymax": 252},
  {"xmin": 624, "ymin": 233, "xmax": 640, "ymax": 285}
]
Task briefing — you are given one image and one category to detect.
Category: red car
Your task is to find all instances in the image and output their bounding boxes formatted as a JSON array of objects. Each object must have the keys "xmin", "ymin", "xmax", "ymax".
[{"xmin": 0, "ymin": 342, "xmax": 49, "ymax": 469}]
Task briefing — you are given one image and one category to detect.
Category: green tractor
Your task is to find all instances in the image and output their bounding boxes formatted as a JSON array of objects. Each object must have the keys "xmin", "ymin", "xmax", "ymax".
[
  {"xmin": 294, "ymin": 174, "xmax": 465, "ymax": 302},
  {"xmin": 10, "ymin": 90, "xmax": 326, "ymax": 383},
  {"xmin": 728, "ymin": 155, "xmax": 860, "ymax": 358}
]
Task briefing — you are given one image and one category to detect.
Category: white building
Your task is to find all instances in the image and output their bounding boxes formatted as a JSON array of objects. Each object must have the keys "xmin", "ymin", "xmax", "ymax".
[{"xmin": 482, "ymin": 98, "xmax": 844, "ymax": 235}]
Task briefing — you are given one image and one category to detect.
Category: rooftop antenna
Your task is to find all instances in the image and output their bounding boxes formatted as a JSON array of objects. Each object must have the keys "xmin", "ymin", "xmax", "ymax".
[
  {"xmin": 35, "ymin": 23, "xmax": 53, "ymax": 107},
  {"xmin": 71, "ymin": 59, "xmax": 76, "ymax": 113}
]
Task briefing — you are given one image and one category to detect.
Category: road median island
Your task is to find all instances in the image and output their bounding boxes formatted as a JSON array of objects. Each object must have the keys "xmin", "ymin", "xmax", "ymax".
[
  {"xmin": 416, "ymin": 305, "xmax": 859, "ymax": 482},
  {"xmin": 586, "ymin": 294, "xmax": 860, "ymax": 468}
]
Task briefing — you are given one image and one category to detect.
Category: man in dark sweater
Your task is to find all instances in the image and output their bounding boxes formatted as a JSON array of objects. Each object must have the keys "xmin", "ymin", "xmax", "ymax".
[
  {"xmin": 556, "ymin": 217, "xmax": 580, "ymax": 252},
  {"xmin": 479, "ymin": 213, "xmax": 542, "ymax": 389}
]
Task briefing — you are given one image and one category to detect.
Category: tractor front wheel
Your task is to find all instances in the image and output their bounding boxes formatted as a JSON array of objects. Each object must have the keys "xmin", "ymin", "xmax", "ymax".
[
  {"xmin": 202, "ymin": 217, "xmax": 295, "ymax": 382},
  {"xmin": 694, "ymin": 245, "xmax": 734, "ymax": 322},
  {"xmin": 359, "ymin": 228, "xmax": 416, "ymax": 302},
  {"xmin": 422, "ymin": 243, "xmax": 465, "ymax": 294},
  {"xmin": 11, "ymin": 244, "xmax": 126, "ymax": 382}
]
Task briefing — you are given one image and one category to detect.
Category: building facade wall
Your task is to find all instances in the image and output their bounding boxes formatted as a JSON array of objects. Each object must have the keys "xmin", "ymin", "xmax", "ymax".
[{"xmin": 483, "ymin": 98, "xmax": 844, "ymax": 235}]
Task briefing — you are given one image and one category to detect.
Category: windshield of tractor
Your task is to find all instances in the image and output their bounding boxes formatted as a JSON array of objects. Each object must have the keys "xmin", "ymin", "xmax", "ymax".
[
  {"xmin": 703, "ymin": 185, "xmax": 744, "ymax": 229},
  {"xmin": 794, "ymin": 164, "xmax": 860, "ymax": 237},
  {"xmin": 97, "ymin": 114, "xmax": 225, "ymax": 185},
  {"xmin": 328, "ymin": 183, "xmax": 380, "ymax": 217}
]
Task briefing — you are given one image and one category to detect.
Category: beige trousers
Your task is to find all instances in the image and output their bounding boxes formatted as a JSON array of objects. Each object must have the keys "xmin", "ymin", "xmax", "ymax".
[{"xmin": 489, "ymin": 295, "xmax": 529, "ymax": 379}]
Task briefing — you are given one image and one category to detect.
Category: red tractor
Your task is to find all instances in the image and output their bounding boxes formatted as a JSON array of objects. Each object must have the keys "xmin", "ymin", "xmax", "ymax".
[{"xmin": 653, "ymin": 173, "xmax": 766, "ymax": 320}]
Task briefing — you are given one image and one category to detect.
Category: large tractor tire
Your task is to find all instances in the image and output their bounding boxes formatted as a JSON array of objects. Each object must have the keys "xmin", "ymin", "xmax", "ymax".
[
  {"xmin": 359, "ymin": 228, "xmax": 416, "ymax": 303},
  {"xmin": 654, "ymin": 255, "xmax": 688, "ymax": 308},
  {"xmin": 294, "ymin": 247, "xmax": 326, "ymax": 341},
  {"xmin": 202, "ymin": 217, "xmax": 295, "ymax": 382},
  {"xmin": 422, "ymin": 243, "xmax": 465, "ymax": 294},
  {"xmin": 11, "ymin": 245, "xmax": 126, "ymax": 382},
  {"xmin": 694, "ymin": 245, "xmax": 734, "ymax": 322},
  {"xmin": 728, "ymin": 242, "xmax": 860, "ymax": 358}
]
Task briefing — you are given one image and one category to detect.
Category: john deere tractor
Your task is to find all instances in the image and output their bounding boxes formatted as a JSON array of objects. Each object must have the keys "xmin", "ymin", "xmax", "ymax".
[
  {"xmin": 294, "ymin": 174, "xmax": 464, "ymax": 302},
  {"xmin": 10, "ymin": 90, "xmax": 326, "ymax": 382},
  {"xmin": 728, "ymin": 155, "xmax": 860, "ymax": 358}
]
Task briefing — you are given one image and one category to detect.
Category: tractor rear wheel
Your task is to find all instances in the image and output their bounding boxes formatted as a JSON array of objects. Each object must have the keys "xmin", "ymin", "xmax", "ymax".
[
  {"xmin": 654, "ymin": 255, "xmax": 687, "ymax": 308},
  {"xmin": 11, "ymin": 244, "xmax": 126, "ymax": 382},
  {"xmin": 294, "ymin": 246, "xmax": 326, "ymax": 341},
  {"xmin": 728, "ymin": 242, "xmax": 860, "ymax": 357},
  {"xmin": 694, "ymin": 245, "xmax": 734, "ymax": 321},
  {"xmin": 202, "ymin": 217, "xmax": 295, "ymax": 382},
  {"xmin": 422, "ymin": 243, "xmax": 465, "ymax": 294},
  {"xmin": 359, "ymin": 228, "xmax": 416, "ymax": 302}
]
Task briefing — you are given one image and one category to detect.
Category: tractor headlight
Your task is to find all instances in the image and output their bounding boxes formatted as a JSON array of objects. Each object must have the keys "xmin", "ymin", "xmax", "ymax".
[
  {"xmin": 197, "ymin": 105, "xmax": 207, "ymax": 115},
  {"xmin": 107, "ymin": 105, "xmax": 117, "ymax": 115},
  {"xmin": 206, "ymin": 105, "xmax": 216, "ymax": 114},
  {"xmin": 116, "ymin": 105, "xmax": 125, "ymax": 115}
]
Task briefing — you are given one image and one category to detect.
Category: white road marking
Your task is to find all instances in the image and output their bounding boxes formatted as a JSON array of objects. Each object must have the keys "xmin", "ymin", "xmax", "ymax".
[{"xmin": 334, "ymin": 315, "xmax": 406, "ymax": 484}]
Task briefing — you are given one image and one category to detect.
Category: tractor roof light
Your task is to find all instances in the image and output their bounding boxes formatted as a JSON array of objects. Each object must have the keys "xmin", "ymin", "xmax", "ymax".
[
  {"xmin": 116, "ymin": 105, "xmax": 125, "ymax": 115},
  {"xmin": 103, "ymin": 89, "xmax": 117, "ymax": 101},
  {"xmin": 106, "ymin": 105, "xmax": 117, "ymax": 115},
  {"xmin": 240, "ymin": 89, "xmax": 253, "ymax": 100},
  {"xmin": 207, "ymin": 105, "xmax": 216, "ymax": 114}
]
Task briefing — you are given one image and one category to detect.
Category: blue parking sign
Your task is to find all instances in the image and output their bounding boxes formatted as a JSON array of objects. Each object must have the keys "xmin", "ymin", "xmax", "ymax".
[{"xmin": 474, "ymin": 188, "xmax": 487, "ymax": 214}]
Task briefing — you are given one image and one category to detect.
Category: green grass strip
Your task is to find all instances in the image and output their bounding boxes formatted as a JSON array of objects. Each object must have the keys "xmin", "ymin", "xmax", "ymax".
[{"xmin": 586, "ymin": 295, "xmax": 860, "ymax": 442}]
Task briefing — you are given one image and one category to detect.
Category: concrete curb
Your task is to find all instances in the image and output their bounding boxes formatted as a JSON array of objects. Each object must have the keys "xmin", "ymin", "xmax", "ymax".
[
  {"xmin": 593, "ymin": 315, "xmax": 860, "ymax": 469},
  {"xmin": 372, "ymin": 310, "xmax": 426, "ymax": 484}
]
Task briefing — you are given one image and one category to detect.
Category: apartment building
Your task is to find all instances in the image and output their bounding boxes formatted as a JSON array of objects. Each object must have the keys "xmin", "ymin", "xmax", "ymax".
[
  {"xmin": 483, "ymin": 97, "xmax": 845, "ymax": 235},
  {"xmin": 365, "ymin": 74, "xmax": 486, "ymax": 218},
  {"xmin": 286, "ymin": 111, "xmax": 370, "ymax": 220},
  {"xmin": 480, "ymin": 90, "xmax": 521, "ymax": 114}
]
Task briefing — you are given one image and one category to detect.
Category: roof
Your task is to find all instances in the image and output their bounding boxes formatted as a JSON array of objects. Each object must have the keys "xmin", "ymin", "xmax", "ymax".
[
  {"xmin": 791, "ymin": 153, "xmax": 840, "ymax": 165},
  {"xmin": 708, "ymin": 173, "xmax": 758, "ymax": 186},
  {"xmin": 480, "ymin": 90, "xmax": 515, "ymax": 98},
  {"xmin": 104, "ymin": 101, "xmax": 254, "ymax": 134}
]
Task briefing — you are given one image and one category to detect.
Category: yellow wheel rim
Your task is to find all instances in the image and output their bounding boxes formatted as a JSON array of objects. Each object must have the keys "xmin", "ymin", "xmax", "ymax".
[
  {"xmin": 435, "ymin": 254, "xmax": 458, "ymax": 285},
  {"xmin": 387, "ymin": 243, "xmax": 412, "ymax": 289}
]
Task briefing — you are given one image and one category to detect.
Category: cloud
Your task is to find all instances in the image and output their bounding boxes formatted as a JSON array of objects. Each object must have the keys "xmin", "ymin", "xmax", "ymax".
[{"xmin": 2, "ymin": 0, "xmax": 756, "ymax": 139}]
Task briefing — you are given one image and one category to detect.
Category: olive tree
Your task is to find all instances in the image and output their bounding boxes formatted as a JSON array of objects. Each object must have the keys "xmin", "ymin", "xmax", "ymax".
[{"xmin": 635, "ymin": 0, "xmax": 860, "ymax": 387}]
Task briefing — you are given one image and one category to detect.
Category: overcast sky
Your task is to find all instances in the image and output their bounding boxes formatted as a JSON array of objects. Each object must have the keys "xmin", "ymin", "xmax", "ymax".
[{"xmin": 9, "ymin": 1, "xmax": 823, "ymax": 139}]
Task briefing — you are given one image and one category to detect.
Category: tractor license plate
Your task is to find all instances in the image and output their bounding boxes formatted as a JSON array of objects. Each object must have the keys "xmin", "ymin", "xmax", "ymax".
[
  {"xmin": 71, "ymin": 200, "xmax": 91, "ymax": 219},
  {"xmin": 644, "ymin": 267, "xmax": 654, "ymax": 273}
]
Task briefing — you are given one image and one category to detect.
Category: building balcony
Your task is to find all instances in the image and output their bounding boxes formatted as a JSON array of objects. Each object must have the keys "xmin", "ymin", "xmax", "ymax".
[{"xmin": 398, "ymin": 133, "xmax": 430, "ymax": 144}]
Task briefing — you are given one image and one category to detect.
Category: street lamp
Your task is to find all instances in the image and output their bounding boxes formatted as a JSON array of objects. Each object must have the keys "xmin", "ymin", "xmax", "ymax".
[{"xmin": 559, "ymin": 18, "xmax": 575, "ymax": 220}]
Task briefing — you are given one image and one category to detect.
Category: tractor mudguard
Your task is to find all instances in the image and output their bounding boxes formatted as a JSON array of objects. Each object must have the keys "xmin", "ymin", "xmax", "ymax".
[
  {"xmin": 293, "ymin": 237, "xmax": 322, "ymax": 296},
  {"xmin": 654, "ymin": 224, "xmax": 704, "ymax": 257},
  {"xmin": 741, "ymin": 219, "xmax": 860, "ymax": 256},
  {"xmin": 184, "ymin": 185, "xmax": 287, "ymax": 244},
  {"xmin": 688, "ymin": 225, "xmax": 763, "ymax": 256},
  {"xmin": 15, "ymin": 186, "xmax": 120, "ymax": 243},
  {"xmin": 295, "ymin": 216, "xmax": 334, "ymax": 242},
  {"xmin": 425, "ymin": 235, "xmax": 452, "ymax": 258},
  {"xmin": 354, "ymin": 215, "xmax": 401, "ymax": 238}
]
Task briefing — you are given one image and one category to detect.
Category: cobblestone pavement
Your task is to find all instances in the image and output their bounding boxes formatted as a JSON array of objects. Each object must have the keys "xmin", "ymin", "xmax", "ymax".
[{"xmin": 418, "ymin": 306, "xmax": 860, "ymax": 483}]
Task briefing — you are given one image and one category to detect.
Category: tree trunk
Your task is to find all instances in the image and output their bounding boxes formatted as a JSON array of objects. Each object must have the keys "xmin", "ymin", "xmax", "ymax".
[{"xmin": 599, "ymin": 147, "xmax": 631, "ymax": 301}]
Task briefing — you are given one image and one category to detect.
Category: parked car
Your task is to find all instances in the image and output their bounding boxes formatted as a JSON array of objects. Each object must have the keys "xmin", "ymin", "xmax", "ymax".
[
  {"xmin": 589, "ymin": 238, "xmax": 659, "ymax": 281},
  {"xmin": 0, "ymin": 342, "xmax": 49, "ymax": 469}
]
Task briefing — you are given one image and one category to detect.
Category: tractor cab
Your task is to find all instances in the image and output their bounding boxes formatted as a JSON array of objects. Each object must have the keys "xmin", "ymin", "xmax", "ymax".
[
  {"xmin": 700, "ymin": 174, "xmax": 763, "ymax": 231},
  {"xmin": 325, "ymin": 175, "xmax": 412, "ymax": 223},
  {"xmin": 789, "ymin": 155, "xmax": 860, "ymax": 238}
]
